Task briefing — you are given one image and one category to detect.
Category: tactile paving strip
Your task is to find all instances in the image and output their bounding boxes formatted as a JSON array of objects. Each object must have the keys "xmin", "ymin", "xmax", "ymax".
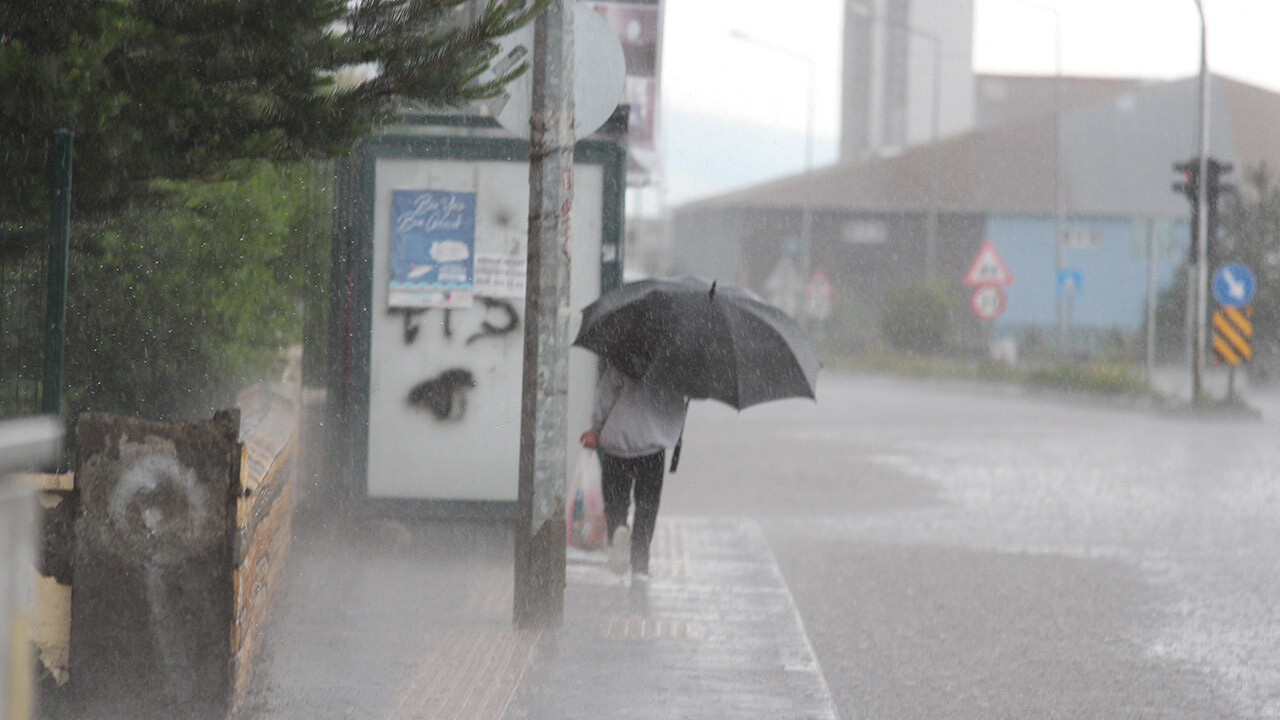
[{"xmin": 382, "ymin": 626, "xmax": 539, "ymax": 720}]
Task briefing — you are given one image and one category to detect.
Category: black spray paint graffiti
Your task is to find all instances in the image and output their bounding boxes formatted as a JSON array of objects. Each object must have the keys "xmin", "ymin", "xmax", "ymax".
[
  {"xmin": 407, "ymin": 368, "xmax": 476, "ymax": 420},
  {"xmin": 390, "ymin": 297, "xmax": 521, "ymax": 346},
  {"xmin": 466, "ymin": 297, "xmax": 520, "ymax": 345},
  {"xmin": 390, "ymin": 299, "xmax": 521, "ymax": 420}
]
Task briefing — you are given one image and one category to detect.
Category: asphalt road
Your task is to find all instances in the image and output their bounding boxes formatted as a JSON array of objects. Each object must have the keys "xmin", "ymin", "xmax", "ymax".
[{"xmin": 663, "ymin": 373, "xmax": 1280, "ymax": 719}]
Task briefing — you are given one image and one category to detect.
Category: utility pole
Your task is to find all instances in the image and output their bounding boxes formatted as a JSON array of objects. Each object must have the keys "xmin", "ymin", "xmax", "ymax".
[
  {"xmin": 727, "ymin": 30, "xmax": 816, "ymax": 311},
  {"xmin": 515, "ymin": 0, "xmax": 574, "ymax": 629},
  {"xmin": 1191, "ymin": 0, "xmax": 1210, "ymax": 401}
]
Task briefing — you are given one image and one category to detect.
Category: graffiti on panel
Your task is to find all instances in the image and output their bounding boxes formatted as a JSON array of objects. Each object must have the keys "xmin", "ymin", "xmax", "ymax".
[
  {"xmin": 390, "ymin": 296, "xmax": 521, "ymax": 347},
  {"xmin": 407, "ymin": 368, "xmax": 476, "ymax": 421},
  {"xmin": 389, "ymin": 296, "xmax": 523, "ymax": 420},
  {"xmin": 466, "ymin": 297, "xmax": 520, "ymax": 345}
]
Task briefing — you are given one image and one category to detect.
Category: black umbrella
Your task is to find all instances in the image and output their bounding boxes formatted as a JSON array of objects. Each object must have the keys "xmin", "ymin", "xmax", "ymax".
[{"xmin": 572, "ymin": 276, "xmax": 820, "ymax": 410}]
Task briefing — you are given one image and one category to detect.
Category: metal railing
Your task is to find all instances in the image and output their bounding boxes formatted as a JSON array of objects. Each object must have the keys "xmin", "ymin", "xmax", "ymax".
[{"xmin": 0, "ymin": 131, "xmax": 72, "ymax": 420}]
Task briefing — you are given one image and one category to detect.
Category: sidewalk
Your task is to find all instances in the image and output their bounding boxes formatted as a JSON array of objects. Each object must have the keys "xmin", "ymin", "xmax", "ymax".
[{"xmin": 241, "ymin": 510, "xmax": 837, "ymax": 720}]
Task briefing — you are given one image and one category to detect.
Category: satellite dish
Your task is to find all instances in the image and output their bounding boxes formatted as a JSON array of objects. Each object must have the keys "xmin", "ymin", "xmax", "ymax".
[{"xmin": 490, "ymin": 4, "xmax": 626, "ymax": 140}]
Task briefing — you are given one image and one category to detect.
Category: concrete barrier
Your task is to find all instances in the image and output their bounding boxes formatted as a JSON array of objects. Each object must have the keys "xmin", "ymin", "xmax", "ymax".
[
  {"xmin": 63, "ymin": 383, "xmax": 299, "ymax": 719},
  {"xmin": 2, "ymin": 474, "xmax": 37, "ymax": 720},
  {"xmin": 1, "ymin": 417, "xmax": 62, "ymax": 720},
  {"xmin": 71, "ymin": 410, "xmax": 240, "ymax": 719},
  {"xmin": 230, "ymin": 383, "xmax": 299, "ymax": 710}
]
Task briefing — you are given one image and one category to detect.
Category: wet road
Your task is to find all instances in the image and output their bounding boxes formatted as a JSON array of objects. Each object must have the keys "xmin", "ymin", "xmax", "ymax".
[{"xmin": 665, "ymin": 373, "xmax": 1280, "ymax": 719}]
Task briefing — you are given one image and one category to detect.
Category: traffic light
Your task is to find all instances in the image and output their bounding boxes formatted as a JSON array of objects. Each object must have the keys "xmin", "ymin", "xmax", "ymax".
[
  {"xmin": 1172, "ymin": 157, "xmax": 1235, "ymax": 265},
  {"xmin": 1173, "ymin": 159, "xmax": 1200, "ymax": 263},
  {"xmin": 1172, "ymin": 159, "xmax": 1199, "ymax": 205},
  {"xmin": 1206, "ymin": 157, "xmax": 1234, "ymax": 219}
]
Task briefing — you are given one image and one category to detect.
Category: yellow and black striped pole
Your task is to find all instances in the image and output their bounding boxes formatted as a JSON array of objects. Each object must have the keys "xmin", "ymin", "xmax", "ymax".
[{"xmin": 1211, "ymin": 305, "xmax": 1252, "ymax": 366}]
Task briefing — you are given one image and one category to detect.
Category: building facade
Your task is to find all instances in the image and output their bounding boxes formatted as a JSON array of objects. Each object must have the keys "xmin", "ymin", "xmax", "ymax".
[{"xmin": 841, "ymin": 0, "xmax": 976, "ymax": 160}]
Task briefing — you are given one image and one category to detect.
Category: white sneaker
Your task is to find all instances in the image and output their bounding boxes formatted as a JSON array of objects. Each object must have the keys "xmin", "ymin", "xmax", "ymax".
[{"xmin": 609, "ymin": 525, "xmax": 631, "ymax": 576}]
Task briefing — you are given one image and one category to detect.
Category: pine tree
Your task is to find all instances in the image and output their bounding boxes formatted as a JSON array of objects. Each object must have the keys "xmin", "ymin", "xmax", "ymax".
[{"xmin": 0, "ymin": 0, "xmax": 539, "ymax": 230}]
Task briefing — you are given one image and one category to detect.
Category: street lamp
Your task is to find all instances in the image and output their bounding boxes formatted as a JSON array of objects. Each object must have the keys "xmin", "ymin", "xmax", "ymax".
[
  {"xmin": 1006, "ymin": 0, "xmax": 1066, "ymax": 351},
  {"xmin": 729, "ymin": 29, "xmax": 816, "ymax": 292},
  {"xmin": 846, "ymin": 4, "xmax": 942, "ymax": 278}
]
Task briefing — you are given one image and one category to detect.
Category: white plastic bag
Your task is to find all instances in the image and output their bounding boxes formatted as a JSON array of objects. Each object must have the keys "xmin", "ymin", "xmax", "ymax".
[{"xmin": 565, "ymin": 448, "xmax": 607, "ymax": 550}]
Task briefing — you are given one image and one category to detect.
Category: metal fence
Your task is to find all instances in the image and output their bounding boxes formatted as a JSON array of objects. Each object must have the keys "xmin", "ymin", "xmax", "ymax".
[{"xmin": 0, "ymin": 130, "xmax": 72, "ymax": 420}]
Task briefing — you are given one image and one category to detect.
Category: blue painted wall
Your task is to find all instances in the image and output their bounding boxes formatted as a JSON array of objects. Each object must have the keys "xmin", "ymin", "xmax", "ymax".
[{"xmin": 984, "ymin": 215, "xmax": 1190, "ymax": 331}]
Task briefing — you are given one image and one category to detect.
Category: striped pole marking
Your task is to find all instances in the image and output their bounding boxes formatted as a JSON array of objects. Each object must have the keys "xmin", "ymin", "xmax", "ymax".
[{"xmin": 1212, "ymin": 305, "xmax": 1253, "ymax": 366}]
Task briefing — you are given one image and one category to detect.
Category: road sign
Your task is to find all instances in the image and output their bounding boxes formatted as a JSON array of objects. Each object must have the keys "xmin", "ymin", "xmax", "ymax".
[
  {"xmin": 963, "ymin": 241, "xmax": 1013, "ymax": 287},
  {"xmin": 803, "ymin": 269, "xmax": 833, "ymax": 321},
  {"xmin": 1056, "ymin": 268, "xmax": 1083, "ymax": 298},
  {"xmin": 970, "ymin": 285, "xmax": 1006, "ymax": 321},
  {"xmin": 491, "ymin": 4, "xmax": 627, "ymax": 140},
  {"xmin": 1212, "ymin": 263, "xmax": 1256, "ymax": 307},
  {"xmin": 1211, "ymin": 305, "xmax": 1253, "ymax": 366}
]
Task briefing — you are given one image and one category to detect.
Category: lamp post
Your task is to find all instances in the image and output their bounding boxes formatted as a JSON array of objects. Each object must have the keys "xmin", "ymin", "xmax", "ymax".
[
  {"xmin": 729, "ymin": 30, "xmax": 816, "ymax": 289},
  {"xmin": 846, "ymin": 4, "xmax": 942, "ymax": 278},
  {"xmin": 1008, "ymin": 0, "xmax": 1065, "ymax": 351}
]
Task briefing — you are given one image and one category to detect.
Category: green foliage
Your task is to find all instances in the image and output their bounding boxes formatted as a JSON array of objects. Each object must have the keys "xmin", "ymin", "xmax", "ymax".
[
  {"xmin": 818, "ymin": 282, "xmax": 877, "ymax": 360},
  {"xmin": 878, "ymin": 280, "xmax": 954, "ymax": 356},
  {"xmin": 1, "ymin": 0, "xmax": 538, "ymax": 417},
  {"xmin": 63, "ymin": 163, "xmax": 326, "ymax": 419},
  {"xmin": 0, "ymin": 0, "xmax": 541, "ymax": 222},
  {"xmin": 1153, "ymin": 263, "xmax": 1189, "ymax": 362},
  {"xmin": 1217, "ymin": 164, "xmax": 1280, "ymax": 376},
  {"xmin": 842, "ymin": 348, "xmax": 1144, "ymax": 397}
]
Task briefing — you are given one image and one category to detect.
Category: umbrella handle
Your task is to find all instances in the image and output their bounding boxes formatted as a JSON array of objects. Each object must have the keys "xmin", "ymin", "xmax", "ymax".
[{"xmin": 669, "ymin": 398, "xmax": 690, "ymax": 474}]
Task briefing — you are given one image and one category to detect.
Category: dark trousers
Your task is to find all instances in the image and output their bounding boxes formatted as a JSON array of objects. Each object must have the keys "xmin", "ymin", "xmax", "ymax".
[{"xmin": 601, "ymin": 451, "xmax": 665, "ymax": 574}]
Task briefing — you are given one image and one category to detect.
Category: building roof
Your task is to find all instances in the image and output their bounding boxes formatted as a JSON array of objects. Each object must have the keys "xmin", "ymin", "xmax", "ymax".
[
  {"xmin": 681, "ymin": 75, "xmax": 1280, "ymax": 221},
  {"xmin": 973, "ymin": 73, "xmax": 1155, "ymax": 130}
]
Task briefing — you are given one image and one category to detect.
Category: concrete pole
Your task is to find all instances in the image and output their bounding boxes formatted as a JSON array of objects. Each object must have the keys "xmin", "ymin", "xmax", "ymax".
[
  {"xmin": 514, "ymin": 0, "xmax": 574, "ymax": 629},
  {"xmin": 1192, "ymin": 0, "xmax": 1210, "ymax": 401},
  {"xmin": 1052, "ymin": 14, "xmax": 1065, "ymax": 355},
  {"xmin": 801, "ymin": 53, "xmax": 815, "ymax": 282},
  {"xmin": 1145, "ymin": 222, "xmax": 1158, "ymax": 390},
  {"xmin": 925, "ymin": 33, "xmax": 941, "ymax": 279},
  {"xmin": 727, "ymin": 30, "xmax": 815, "ymax": 313}
]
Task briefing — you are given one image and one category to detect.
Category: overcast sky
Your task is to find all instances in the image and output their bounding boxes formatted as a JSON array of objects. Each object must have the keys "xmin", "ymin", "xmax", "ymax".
[{"xmin": 657, "ymin": 0, "xmax": 1280, "ymax": 206}]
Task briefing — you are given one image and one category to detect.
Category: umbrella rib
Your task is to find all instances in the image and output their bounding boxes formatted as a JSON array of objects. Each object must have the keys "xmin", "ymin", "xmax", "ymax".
[{"xmin": 713, "ymin": 297, "xmax": 742, "ymax": 409}]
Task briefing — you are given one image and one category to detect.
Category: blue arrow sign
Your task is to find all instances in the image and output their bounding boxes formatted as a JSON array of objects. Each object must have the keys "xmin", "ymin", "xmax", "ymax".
[
  {"xmin": 1056, "ymin": 268, "xmax": 1083, "ymax": 298},
  {"xmin": 1212, "ymin": 263, "xmax": 1256, "ymax": 307}
]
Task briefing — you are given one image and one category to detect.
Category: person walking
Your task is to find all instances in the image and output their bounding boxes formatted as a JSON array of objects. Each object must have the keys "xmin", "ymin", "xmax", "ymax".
[{"xmin": 579, "ymin": 361, "xmax": 688, "ymax": 580}]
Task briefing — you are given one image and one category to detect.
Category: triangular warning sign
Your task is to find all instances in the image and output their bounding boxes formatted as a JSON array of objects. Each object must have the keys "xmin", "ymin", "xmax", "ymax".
[{"xmin": 963, "ymin": 241, "xmax": 1013, "ymax": 287}]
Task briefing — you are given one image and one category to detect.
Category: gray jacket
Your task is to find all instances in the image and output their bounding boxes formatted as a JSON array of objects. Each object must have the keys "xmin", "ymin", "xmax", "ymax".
[{"xmin": 590, "ymin": 364, "xmax": 688, "ymax": 458}]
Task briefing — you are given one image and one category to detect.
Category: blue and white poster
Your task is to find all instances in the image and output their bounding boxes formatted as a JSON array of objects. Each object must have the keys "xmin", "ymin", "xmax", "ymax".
[{"xmin": 389, "ymin": 189, "xmax": 477, "ymax": 308}]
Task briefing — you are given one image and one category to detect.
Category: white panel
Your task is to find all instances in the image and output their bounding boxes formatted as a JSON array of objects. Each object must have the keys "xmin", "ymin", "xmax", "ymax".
[{"xmin": 367, "ymin": 158, "xmax": 605, "ymax": 501}]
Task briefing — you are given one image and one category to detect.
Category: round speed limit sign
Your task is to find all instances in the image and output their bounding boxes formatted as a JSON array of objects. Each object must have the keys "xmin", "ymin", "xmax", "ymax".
[{"xmin": 970, "ymin": 285, "xmax": 1007, "ymax": 321}]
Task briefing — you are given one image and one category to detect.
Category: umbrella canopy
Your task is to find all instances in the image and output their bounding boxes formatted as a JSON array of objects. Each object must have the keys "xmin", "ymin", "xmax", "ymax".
[{"xmin": 572, "ymin": 277, "xmax": 819, "ymax": 409}]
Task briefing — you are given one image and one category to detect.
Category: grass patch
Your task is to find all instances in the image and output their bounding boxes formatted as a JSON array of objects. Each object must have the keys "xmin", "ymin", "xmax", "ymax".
[
  {"xmin": 1023, "ymin": 362, "xmax": 1145, "ymax": 395},
  {"xmin": 841, "ymin": 349, "xmax": 1147, "ymax": 397}
]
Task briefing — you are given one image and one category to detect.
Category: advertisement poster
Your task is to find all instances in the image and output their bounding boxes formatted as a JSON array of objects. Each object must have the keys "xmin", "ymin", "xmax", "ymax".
[
  {"xmin": 473, "ymin": 251, "xmax": 527, "ymax": 298},
  {"xmin": 389, "ymin": 189, "xmax": 476, "ymax": 308},
  {"xmin": 585, "ymin": 0, "xmax": 664, "ymax": 185}
]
